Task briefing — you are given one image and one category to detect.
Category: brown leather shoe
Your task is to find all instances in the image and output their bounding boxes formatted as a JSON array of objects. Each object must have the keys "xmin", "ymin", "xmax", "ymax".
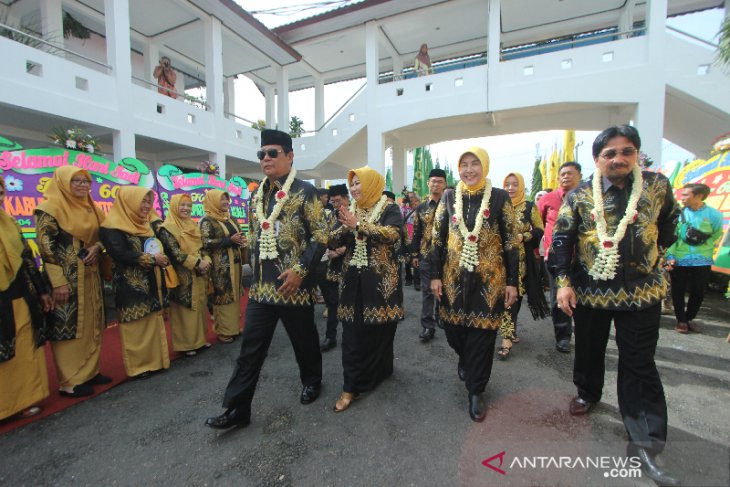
[
  {"xmin": 569, "ymin": 396, "xmax": 593, "ymax": 416},
  {"xmin": 675, "ymin": 322, "xmax": 689, "ymax": 334},
  {"xmin": 687, "ymin": 320, "xmax": 701, "ymax": 333}
]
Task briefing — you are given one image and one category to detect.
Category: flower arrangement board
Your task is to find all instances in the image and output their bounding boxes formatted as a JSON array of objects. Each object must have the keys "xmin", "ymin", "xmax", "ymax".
[{"xmin": 155, "ymin": 164, "xmax": 249, "ymax": 231}]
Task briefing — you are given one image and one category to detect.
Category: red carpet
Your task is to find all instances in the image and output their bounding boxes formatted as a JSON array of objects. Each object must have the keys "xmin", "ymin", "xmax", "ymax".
[{"xmin": 0, "ymin": 290, "xmax": 248, "ymax": 435}]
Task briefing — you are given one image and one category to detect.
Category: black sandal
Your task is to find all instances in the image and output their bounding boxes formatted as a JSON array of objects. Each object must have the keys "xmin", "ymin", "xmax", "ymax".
[{"xmin": 497, "ymin": 346, "xmax": 512, "ymax": 360}]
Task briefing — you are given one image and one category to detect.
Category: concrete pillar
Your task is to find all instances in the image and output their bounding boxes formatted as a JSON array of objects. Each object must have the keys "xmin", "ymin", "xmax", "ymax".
[
  {"xmin": 40, "ymin": 0, "xmax": 63, "ymax": 50},
  {"xmin": 618, "ymin": 0, "xmax": 636, "ymax": 37},
  {"xmin": 486, "ymin": 0, "xmax": 501, "ymax": 110},
  {"xmin": 637, "ymin": 0, "xmax": 667, "ymax": 162},
  {"xmin": 314, "ymin": 76, "xmax": 325, "ymax": 131},
  {"xmin": 224, "ymin": 76, "xmax": 236, "ymax": 116},
  {"xmin": 142, "ymin": 42, "xmax": 159, "ymax": 85},
  {"xmin": 276, "ymin": 66, "xmax": 289, "ymax": 131},
  {"xmin": 209, "ymin": 152, "xmax": 226, "ymax": 177},
  {"xmin": 105, "ymin": 0, "xmax": 136, "ymax": 160},
  {"xmin": 365, "ymin": 21, "xmax": 384, "ymax": 173},
  {"xmin": 265, "ymin": 85, "xmax": 275, "ymax": 128},
  {"xmin": 392, "ymin": 140, "xmax": 406, "ymax": 193},
  {"xmin": 204, "ymin": 16, "xmax": 224, "ymax": 116}
]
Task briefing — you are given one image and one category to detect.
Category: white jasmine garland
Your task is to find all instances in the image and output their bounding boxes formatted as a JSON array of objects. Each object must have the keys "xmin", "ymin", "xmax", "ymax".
[
  {"xmin": 349, "ymin": 195, "xmax": 388, "ymax": 268},
  {"xmin": 588, "ymin": 164, "xmax": 643, "ymax": 281},
  {"xmin": 453, "ymin": 179, "xmax": 492, "ymax": 272},
  {"xmin": 253, "ymin": 168, "xmax": 297, "ymax": 260}
]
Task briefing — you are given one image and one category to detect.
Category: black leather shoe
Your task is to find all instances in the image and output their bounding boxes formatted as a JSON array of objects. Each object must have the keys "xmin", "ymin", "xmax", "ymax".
[
  {"xmin": 205, "ymin": 409, "xmax": 250, "ymax": 430},
  {"xmin": 419, "ymin": 328, "xmax": 435, "ymax": 342},
  {"xmin": 320, "ymin": 337, "xmax": 337, "ymax": 352},
  {"xmin": 556, "ymin": 339, "xmax": 571, "ymax": 353},
  {"xmin": 468, "ymin": 393, "xmax": 486, "ymax": 422},
  {"xmin": 569, "ymin": 396, "xmax": 594, "ymax": 415},
  {"xmin": 85, "ymin": 373, "xmax": 112, "ymax": 385},
  {"xmin": 59, "ymin": 383, "xmax": 94, "ymax": 398},
  {"xmin": 300, "ymin": 384, "xmax": 321, "ymax": 404},
  {"xmin": 633, "ymin": 447, "xmax": 681, "ymax": 486},
  {"xmin": 457, "ymin": 365, "xmax": 466, "ymax": 382}
]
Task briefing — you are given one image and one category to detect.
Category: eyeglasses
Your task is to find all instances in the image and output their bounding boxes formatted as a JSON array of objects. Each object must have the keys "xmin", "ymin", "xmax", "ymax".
[
  {"xmin": 599, "ymin": 147, "xmax": 637, "ymax": 160},
  {"xmin": 257, "ymin": 148, "xmax": 284, "ymax": 160},
  {"xmin": 70, "ymin": 179, "xmax": 92, "ymax": 186}
]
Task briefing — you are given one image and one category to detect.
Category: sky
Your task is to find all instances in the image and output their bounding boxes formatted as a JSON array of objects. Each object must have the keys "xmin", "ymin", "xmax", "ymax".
[{"xmin": 232, "ymin": 1, "xmax": 726, "ymax": 189}]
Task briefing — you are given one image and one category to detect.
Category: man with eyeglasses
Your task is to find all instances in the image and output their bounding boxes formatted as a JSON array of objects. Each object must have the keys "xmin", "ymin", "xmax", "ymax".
[
  {"xmin": 538, "ymin": 161, "xmax": 582, "ymax": 353},
  {"xmin": 205, "ymin": 129, "xmax": 329, "ymax": 431},
  {"xmin": 549, "ymin": 125, "xmax": 680, "ymax": 486}
]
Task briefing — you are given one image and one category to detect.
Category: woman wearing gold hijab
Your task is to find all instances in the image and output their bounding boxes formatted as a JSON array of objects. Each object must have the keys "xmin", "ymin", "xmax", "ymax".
[
  {"xmin": 100, "ymin": 187, "xmax": 171, "ymax": 379},
  {"xmin": 0, "ymin": 176, "xmax": 53, "ymax": 419},
  {"xmin": 158, "ymin": 194, "xmax": 212, "ymax": 356},
  {"xmin": 498, "ymin": 173, "xmax": 548, "ymax": 359},
  {"xmin": 200, "ymin": 189, "xmax": 246, "ymax": 343},
  {"xmin": 35, "ymin": 165, "xmax": 109, "ymax": 397},
  {"xmin": 331, "ymin": 166, "xmax": 404, "ymax": 413},
  {"xmin": 429, "ymin": 147, "xmax": 519, "ymax": 422}
]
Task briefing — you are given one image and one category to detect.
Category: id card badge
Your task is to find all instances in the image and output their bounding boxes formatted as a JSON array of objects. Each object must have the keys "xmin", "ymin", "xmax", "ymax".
[{"xmin": 144, "ymin": 237, "xmax": 163, "ymax": 255}]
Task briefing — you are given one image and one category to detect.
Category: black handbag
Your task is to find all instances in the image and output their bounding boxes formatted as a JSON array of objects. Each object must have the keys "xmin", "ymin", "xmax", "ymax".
[{"xmin": 680, "ymin": 210, "xmax": 711, "ymax": 246}]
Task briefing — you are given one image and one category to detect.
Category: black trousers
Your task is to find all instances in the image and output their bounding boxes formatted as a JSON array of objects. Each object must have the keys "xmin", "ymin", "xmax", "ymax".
[
  {"xmin": 320, "ymin": 278, "xmax": 340, "ymax": 340},
  {"xmin": 444, "ymin": 324, "xmax": 497, "ymax": 394},
  {"xmin": 547, "ymin": 261, "xmax": 572, "ymax": 342},
  {"xmin": 221, "ymin": 301, "xmax": 322, "ymax": 417},
  {"xmin": 670, "ymin": 265, "xmax": 712, "ymax": 322},
  {"xmin": 418, "ymin": 260, "xmax": 438, "ymax": 330},
  {"xmin": 573, "ymin": 304, "xmax": 667, "ymax": 454}
]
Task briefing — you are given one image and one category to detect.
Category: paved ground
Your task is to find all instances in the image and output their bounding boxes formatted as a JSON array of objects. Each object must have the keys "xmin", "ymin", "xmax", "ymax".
[{"xmin": 1, "ymin": 285, "xmax": 728, "ymax": 487}]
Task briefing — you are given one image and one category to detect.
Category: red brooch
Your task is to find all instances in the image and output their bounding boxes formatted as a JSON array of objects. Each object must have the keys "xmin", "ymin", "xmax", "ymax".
[
  {"xmin": 602, "ymin": 241, "xmax": 614, "ymax": 249},
  {"xmin": 261, "ymin": 221, "xmax": 270, "ymax": 230},
  {"xmin": 276, "ymin": 190, "xmax": 286, "ymax": 200},
  {"xmin": 483, "ymin": 209, "xmax": 490, "ymax": 218},
  {"xmin": 468, "ymin": 234, "xmax": 477, "ymax": 242}
]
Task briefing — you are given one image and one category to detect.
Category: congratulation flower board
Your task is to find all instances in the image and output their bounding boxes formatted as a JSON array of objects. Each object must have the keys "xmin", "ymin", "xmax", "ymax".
[
  {"xmin": 0, "ymin": 136, "xmax": 154, "ymax": 252},
  {"xmin": 155, "ymin": 164, "xmax": 249, "ymax": 231}
]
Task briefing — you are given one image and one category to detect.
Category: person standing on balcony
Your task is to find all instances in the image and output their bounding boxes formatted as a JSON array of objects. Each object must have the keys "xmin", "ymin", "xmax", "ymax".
[
  {"xmin": 200, "ymin": 190, "xmax": 245, "ymax": 344},
  {"xmin": 429, "ymin": 147, "xmax": 519, "ymax": 422},
  {"xmin": 414, "ymin": 43, "xmax": 434, "ymax": 76},
  {"xmin": 409, "ymin": 168, "xmax": 447, "ymax": 343},
  {"xmin": 153, "ymin": 56, "xmax": 177, "ymax": 99},
  {"xmin": 497, "ymin": 172, "xmax": 548, "ymax": 359},
  {"xmin": 331, "ymin": 167, "xmax": 404, "ymax": 413},
  {"xmin": 0, "ymin": 175, "xmax": 53, "ymax": 420},
  {"xmin": 664, "ymin": 183, "xmax": 723, "ymax": 334},
  {"xmin": 205, "ymin": 129, "xmax": 328, "ymax": 430},
  {"xmin": 538, "ymin": 161, "xmax": 582, "ymax": 353},
  {"xmin": 35, "ymin": 166, "xmax": 110, "ymax": 397},
  {"xmin": 551, "ymin": 125, "xmax": 681, "ymax": 487}
]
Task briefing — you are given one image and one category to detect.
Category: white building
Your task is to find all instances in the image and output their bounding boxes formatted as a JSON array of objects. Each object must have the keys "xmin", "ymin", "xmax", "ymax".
[{"xmin": 1, "ymin": 0, "xmax": 728, "ymax": 191}]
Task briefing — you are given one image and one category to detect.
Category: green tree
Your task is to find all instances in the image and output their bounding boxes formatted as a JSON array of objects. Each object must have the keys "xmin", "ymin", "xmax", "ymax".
[
  {"xmin": 529, "ymin": 157, "xmax": 543, "ymax": 200},
  {"xmin": 717, "ymin": 13, "xmax": 730, "ymax": 71},
  {"xmin": 385, "ymin": 168, "xmax": 393, "ymax": 191},
  {"xmin": 289, "ymin": 116, "xmax": 304, "ymax": 138},
  {"xmin": 411, "ymin": 147, "xmax": 426, "ymax": 197},
  {"xmin": 251, "ymin": 120, "xmax": 267, "ymax": 131}
]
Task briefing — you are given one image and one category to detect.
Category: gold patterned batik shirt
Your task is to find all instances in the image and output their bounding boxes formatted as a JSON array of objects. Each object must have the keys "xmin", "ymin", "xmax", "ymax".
[
  {"xmin": 549, "ymin": 171, "xmax": 679, "ymax": 310},
  {"xmin": 428, "ymin": 188, "xmax": 519, "ymax": 330},
  {"xmin": 248, "ymin": 175, "xmax": 329, "ymax": 306},
  {"xmin": 409, "ymin": 198, "xmax": 440, "ymax": 259},
  {"xmin": 335, "ymin": 203, "xmax": 404, "ymax": 325}
]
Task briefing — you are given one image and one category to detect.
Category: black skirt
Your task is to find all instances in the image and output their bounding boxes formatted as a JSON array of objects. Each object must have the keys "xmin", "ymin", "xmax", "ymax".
[{"xmin": 341, "ymin": 319, "xmax": 397, "ymax": 393}]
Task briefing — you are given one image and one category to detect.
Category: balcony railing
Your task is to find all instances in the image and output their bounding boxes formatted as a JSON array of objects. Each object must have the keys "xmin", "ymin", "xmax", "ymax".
[
  {"xmin": 0, "ymin": 21, "xmax": 110, "ymax": 72},
  {"xmin": 131, "ymin": 76, "xmax": 209, "ymax": 110}
]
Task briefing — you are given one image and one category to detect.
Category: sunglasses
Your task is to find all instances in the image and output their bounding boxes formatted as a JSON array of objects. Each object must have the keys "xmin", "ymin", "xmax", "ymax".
[
  {"xmin": 599, "ymin": 147, "xmax": 637, "ymax": 160},
  {"xmin": 70, "ymin": 178, "xmax": 92, "ymax": 186},
  {"xmin": 257, "ymin": 148, "xmax": 285, "ymax": 160}
]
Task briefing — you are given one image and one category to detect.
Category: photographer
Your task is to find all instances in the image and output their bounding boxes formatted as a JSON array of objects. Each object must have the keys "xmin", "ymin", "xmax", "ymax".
[
  {"xmin": 665, "ymin": 183, "xmax": 723, "ymax": 334},
  {"xmin": 153, "ymin": 56, "xmax": 177, "ymax": 99}
]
